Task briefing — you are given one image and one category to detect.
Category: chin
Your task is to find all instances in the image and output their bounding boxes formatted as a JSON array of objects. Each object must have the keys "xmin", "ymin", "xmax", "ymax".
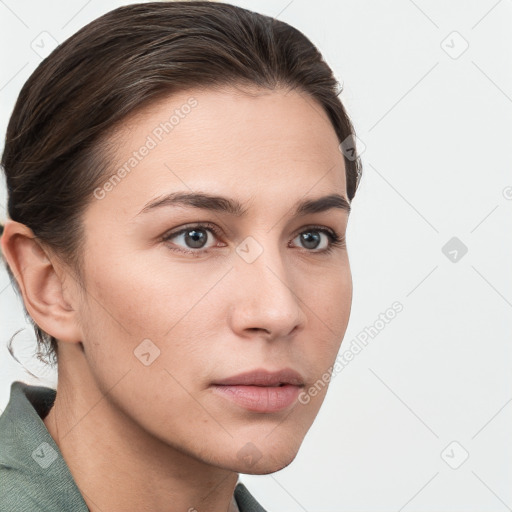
[
  {"xmin": 243, "ymin": 454, "xmax": 297, "ymax": 475},
  {"xmin": 228, "ymin": 440, "xmax": 301, "ymax": 475}
]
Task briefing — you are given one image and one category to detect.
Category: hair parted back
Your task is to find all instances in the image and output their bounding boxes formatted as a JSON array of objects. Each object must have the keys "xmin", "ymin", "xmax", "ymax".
[{"xmin": 1, "ymin": 0, "xmax": 362, "ymax": 368}]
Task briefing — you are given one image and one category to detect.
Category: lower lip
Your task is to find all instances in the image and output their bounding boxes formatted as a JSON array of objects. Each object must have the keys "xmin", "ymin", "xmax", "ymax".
[{"xmin": 211, "ymin": 384, "xmax": 302, "ymax": 413}]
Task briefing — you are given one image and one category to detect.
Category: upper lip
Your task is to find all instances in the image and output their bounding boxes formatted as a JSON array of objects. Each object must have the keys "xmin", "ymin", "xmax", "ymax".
[{"xmin": 212, "ymin": 368, "xmax": 305, "ymax": 387}]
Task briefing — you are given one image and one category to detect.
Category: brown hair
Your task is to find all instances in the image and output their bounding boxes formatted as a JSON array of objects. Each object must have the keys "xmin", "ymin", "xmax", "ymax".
[{"xmin": 0, "ymin": 0, "xmax": 362, "ymax": 368}]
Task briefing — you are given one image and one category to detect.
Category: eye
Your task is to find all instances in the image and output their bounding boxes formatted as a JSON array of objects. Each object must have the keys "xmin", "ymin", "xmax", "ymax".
[
  {"xmin": 290, "ymin": 226, "xmax": 345, "ymax": 254},
  {"xmin": 161, "ymin": 222, "xmax": 223, "ymax": 256}
]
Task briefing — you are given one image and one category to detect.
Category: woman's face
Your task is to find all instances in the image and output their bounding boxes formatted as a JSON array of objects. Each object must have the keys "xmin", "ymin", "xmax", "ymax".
[{"xmin": 74, "ymin": 85, "xmax": 352, "ymax": 473}]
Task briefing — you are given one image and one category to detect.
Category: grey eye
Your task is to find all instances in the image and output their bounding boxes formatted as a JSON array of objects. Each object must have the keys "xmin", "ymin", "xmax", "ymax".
[{"xmin": 293, "ymin": 230, "xmax": 330, "ymax": 251}]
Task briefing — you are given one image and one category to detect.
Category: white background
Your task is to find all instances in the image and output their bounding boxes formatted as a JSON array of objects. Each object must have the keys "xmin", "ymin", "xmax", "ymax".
[{"xmin": 1, "ymin": 1, "xmax": 511, "ymax": 511}]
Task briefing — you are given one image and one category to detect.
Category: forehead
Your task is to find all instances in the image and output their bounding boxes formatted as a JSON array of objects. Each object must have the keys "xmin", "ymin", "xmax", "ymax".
[{"xmin": 90, "ymin": 85, "xmax": 347, "ymax": 219}]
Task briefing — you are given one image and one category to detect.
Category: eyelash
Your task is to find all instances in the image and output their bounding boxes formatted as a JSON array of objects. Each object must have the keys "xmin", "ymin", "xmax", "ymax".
[{"xmin": 161, "ymin": 222, "xmax": 345, "ymax": 257}]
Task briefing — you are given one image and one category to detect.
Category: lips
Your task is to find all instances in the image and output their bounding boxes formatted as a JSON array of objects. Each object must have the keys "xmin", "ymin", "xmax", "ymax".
[
  {"xmin": 210, "ymin": 368, "xmax": 305, "ymax": 413},
  {"xmin": 212, "ymin": 368, "xmax": 305, "ymax": 387}
]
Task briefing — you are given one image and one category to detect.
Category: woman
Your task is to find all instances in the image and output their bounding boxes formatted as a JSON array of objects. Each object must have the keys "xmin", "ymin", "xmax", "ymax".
[{"xmin": 0, "ymin": 1, "xmax": 362, "ymax": 510}]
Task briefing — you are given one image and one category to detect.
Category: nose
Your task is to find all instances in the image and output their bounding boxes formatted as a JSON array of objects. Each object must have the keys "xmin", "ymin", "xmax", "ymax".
[{"xmin": 227, "ymin": 242, "xmax": 307, "ymax": 341}]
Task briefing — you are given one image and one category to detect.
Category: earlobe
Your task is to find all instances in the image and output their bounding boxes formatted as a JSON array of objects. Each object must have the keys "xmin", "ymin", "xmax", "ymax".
[{"xmin": 1, "ymin": 219, "xmax": 83, "ymax": 344}]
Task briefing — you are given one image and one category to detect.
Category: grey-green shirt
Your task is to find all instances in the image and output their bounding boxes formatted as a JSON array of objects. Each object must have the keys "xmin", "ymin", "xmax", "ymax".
[{"xmin": 0, "ymin": 380, "xmax": 268, "ymax": 511}]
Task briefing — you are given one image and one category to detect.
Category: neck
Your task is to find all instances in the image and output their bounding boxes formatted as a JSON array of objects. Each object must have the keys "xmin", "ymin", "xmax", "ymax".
[{"xmin": 43, "ymin": 342, "xmax": 240, "ymax": 512}]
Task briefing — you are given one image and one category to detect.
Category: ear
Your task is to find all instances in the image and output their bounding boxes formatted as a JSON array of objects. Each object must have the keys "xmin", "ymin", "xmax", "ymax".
[{"xmin": 1, "ymin": 219, "xmax": 83, "ymax": 344}]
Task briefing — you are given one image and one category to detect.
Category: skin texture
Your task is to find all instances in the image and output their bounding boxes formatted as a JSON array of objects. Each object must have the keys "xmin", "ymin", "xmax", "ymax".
[{"xmin": 1, "ymin": 85, "xmax": 353, "ymax": 512}]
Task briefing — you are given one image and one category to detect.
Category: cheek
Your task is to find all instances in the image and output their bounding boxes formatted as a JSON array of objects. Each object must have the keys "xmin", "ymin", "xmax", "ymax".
[
  {"xmin": 297, "ymin": 277, "xmax": 351, "ymax": 414},
  {"xmin": 304, "ymin": 265, "xmax": 352, "ymax": 375},
  {"xmin": 77, "ymin": 262, "xmax": 214, "ymax": 423},
  {"xmin": 301, "ymin": 261, "xmax": 352, "ymax": 331},
  {"xmin": 78, "ymin": 251, "xmax": 226, "ymax": 373},
  {"xmin": 83, "ymin": 251, "xmax": 183, "ymax": 334}
]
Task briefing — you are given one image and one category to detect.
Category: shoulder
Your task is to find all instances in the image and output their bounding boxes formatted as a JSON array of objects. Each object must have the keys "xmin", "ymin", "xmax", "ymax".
[
  {"xmin": 0, "ymin": 465, "xmax": 85, "ymax": 510},
  {"xmin": 0, "ymin": 381, "xmax": 89, "ymax": 511}
]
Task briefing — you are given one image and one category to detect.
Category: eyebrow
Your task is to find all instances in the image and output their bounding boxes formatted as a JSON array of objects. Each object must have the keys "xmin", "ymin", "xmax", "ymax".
[{"xmin": 137, "ymin": 191, "xmax": 351, "ymax": 218}]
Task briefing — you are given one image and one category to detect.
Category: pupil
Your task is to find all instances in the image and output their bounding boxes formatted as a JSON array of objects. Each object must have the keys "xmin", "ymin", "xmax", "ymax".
[
  {"xmin": 186, "ymin": 229, "xmax": 206, "ymax": 248},
  {"xmin": 302, "ymin": 231, "xmax": 320, "ymax": 249}
]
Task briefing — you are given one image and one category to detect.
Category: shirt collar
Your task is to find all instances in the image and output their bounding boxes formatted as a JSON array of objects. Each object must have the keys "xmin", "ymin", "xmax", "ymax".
[{"xmin": 0, "ymin": 380, "xmax": 89, "ymax": 510}]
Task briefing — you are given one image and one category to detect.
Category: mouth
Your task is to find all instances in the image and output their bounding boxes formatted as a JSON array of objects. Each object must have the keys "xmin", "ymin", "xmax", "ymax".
[
  {"xmin": 210, "ymin": 368, "xmax": 305, "ymax": 413},
  {"xmin": 211, "ymin": 368, "xmax": 305, "ymax": 387}
]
